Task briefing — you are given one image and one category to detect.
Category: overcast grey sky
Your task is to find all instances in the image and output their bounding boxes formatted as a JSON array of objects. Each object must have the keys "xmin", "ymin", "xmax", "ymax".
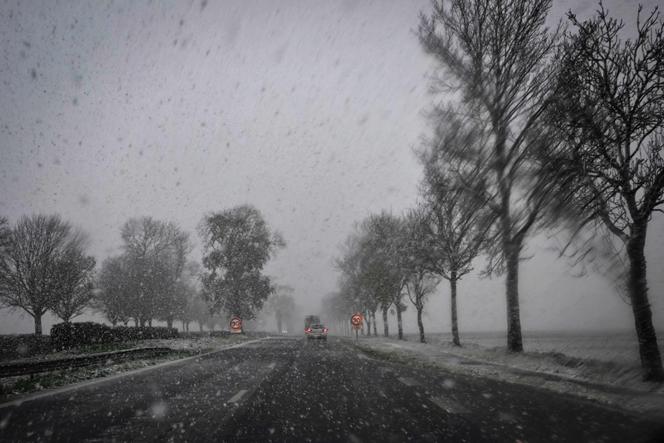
[{"xmin": 1, "ymin": 0, "xmax": 663, "ymax": 335}]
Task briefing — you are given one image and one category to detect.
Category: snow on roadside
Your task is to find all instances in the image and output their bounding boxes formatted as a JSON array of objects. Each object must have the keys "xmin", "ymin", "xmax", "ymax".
[{"xmin": 354, "ymin": 336, "xmax": 664, "ymax": 417}]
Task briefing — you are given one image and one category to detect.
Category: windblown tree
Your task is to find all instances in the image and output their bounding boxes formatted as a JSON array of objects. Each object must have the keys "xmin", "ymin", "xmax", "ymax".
[
  {"xmin": 0, "ymin": 215, "xmax": 93, "ymax": 334},
  {"xmin": 419, "ymin": 0, "xmax": 561, "ymax": 351},
  {"xmin": 50, "ymin": 234, "xmax": 96, "ymax": 323},
  {"xmin": 548, "ymin": 5, "xmax": 664, "ymax": 380},
  {"xmin": 401, "ymin": 209, "xmax": 441, "ymax": 343},
  {"xmin": 199, "ymin": 205, "xmax": 284, "ymax": 320},
  {"xmin": 337, "ymin": 214, "xmax": 406, "ymax": 338},
  {"xmin": 367, "ymin": 213, "xmax": 408, "ymax": 339},
  {"xmin": 336, "ymin": 233, "xmax": 374, "ymax": 335},
  {"xmin": 418, "ymin": 121, "xmax": 492, "ymax": 346},
  {"xmin": 358, "ymin": 213, "xmax": 407, "ymax": 338}
]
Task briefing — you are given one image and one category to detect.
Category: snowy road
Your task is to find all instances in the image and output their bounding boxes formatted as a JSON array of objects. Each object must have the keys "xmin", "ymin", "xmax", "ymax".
[{"xmin": 1, "ymin": 337, "xmax": 662, "ymax": 442}]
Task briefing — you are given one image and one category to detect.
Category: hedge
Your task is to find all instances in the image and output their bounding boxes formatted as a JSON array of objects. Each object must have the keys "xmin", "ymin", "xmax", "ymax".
[
  {"xmin": 0, "ymin": 334, "xmax": 52, "ymax": 360},
  {"xmin": 51, "ymin": 322, "xmax": 179, "ymax": 350}
]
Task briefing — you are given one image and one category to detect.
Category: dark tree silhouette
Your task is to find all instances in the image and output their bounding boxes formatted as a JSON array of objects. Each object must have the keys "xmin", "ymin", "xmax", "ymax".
[
  {"xmin": 50, "ymin": 235, "xmax": 96, "ymax": 323},
  {"xmin": 96, "ymin": 256, "xmax": 133, "ymax": 326},
  {"xmin": 199, "ymin": 205, "xmax": 284, "ymax": 321},
  {"xmin": 0, "ymin": 215, "xmax": 92, "ymax": 334},
  {"xmin": 549, "ymin": 4, "xmax": 664, "ymax": 381},
  {"xmin": 401, "ymin": 208, "xmax": 441, "ymax": 344},
  {"xmin": 419, "ymin": 0, "xmax": 560, "ymax": 351}
]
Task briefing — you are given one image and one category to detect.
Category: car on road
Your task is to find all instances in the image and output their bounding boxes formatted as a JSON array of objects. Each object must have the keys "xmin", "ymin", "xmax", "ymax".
[{"xmin": 305, "ymin": 323, "xmax": 328, "ymax": 340}]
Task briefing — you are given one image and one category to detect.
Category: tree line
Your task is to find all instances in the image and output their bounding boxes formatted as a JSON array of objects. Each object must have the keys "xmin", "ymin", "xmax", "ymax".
[
  {"xmin": 328, "ymin": 0, "xmax": 664, "ymax": 381},
  {"xmin": 0, "ymin": 205, "xmax": 284, "ymax": 336}
]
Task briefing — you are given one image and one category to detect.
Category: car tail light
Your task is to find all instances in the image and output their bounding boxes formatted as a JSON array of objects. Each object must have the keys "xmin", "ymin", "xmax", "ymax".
[
  {"xmin": 323, "ymin": 328, "xmax": 328, "ymax": 333},
  {"xmin": 305, "ymin": 327, "xmax": 312, "ymax": 333}
]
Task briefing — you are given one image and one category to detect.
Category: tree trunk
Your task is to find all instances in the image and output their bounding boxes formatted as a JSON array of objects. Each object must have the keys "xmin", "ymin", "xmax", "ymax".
[
  {"xmin": 505, "ymin": 243, "xmax": 523, "ymax": 352},
  {"xmin": 417, "ymin": 305, "xmax": 425, "ymax": 343},
  {"xmin": 396, "ymin": 304, "xmax": 403, "ymax": 340},
  {"xmin": 199, "ymin": 322, "xmax": 204, "ymax": 332},
  {"xmin": 627, "ymin": 225, "xmax": 664, "ymax": 381},
  {"xmin": 450, "ymin": 273, "xmax": 460, "ymax": 346},
  {"xmin": 148, "ymin": 319, "xmax": 153, "ymax": 327},
  {"xmin": 166, "ymin": 317, "xmax": 173, "ymax": 329},
  {"xmin": 33, "ymin": 312, "xmax": 43, "ymax": 336},
  {"xmin": 365, "ymin": 312, "xmax": 372, "ymax": 337},
  {"xmin": 372, "ymin": 311, "xmax": 377, "ymax": 336},
  {"xmin": 382, "ymin": 306, "xmax": 389, "ymax": 337}
]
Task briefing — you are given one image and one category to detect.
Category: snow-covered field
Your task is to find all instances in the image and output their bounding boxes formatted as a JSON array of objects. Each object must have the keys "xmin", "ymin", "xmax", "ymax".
[{"xmin": 413, "ymin": 330, "xmax": 647, "ymax": 366}]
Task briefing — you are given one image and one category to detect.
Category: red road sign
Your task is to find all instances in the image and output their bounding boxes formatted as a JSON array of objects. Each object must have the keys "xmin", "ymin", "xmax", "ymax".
[
  {"xmin": 351, "ymin": 313, "xmax": 363, "ymax": 329},
  {"xmin": 230, "ymin": 317, "xmax": 242, "ymax": 333}
]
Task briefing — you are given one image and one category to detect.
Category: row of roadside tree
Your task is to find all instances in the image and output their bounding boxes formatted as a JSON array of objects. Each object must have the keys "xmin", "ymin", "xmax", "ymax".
[
  {"xmin": 0, "ymin": 205, "xmax": 284, "ymax": 336},
  {"xmin": 327, "ymin": 0, "xmax": 664, "ymax": 381}
]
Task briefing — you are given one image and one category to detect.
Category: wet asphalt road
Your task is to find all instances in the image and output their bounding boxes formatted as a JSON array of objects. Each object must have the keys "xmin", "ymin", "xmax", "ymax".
[{"xmin": 1, "ymin": 336, "xmax": 663, "ymax": 442}]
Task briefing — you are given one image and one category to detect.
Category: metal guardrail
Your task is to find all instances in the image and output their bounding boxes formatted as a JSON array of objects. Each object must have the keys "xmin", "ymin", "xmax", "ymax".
[{"xmin": 0, "ymin": 347, "xmax": 173, "ymax": 378}]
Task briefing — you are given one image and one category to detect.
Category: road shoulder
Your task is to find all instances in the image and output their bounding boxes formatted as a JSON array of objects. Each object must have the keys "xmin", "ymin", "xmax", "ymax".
[{"xmin": 350, "ymin": 336, "xmax": 664, "ymax": 420}]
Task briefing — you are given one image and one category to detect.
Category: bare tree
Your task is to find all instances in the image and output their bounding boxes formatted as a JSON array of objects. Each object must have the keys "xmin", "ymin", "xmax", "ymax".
[
  {"xmin": 0, "ymin": 217, "xmax": 9, "ymax": 255},
  {"xmin": 120, "ymin": 217, "xmax": 191, "ymax": 326},
  {"xmin": 419, "ymin": 0, "xmax": 561, "ymax": 351},
  {"xmin": 0, "ymin": 215, "xmax": 85, "ymax": 334},
  {"xmin": 96, "ymin": 256, "xmax": 132, "ymax": 326},
  {"xmin": 321, "ymin": 292, "xmax": 353, "ymax": 336},
  {"xmin": 335, "ymin": 217, "xmax": 403, "ymax": 338},
  {"xmin": 548, "ymin": 4, "xmax": 664, "ymax": 380},
  {"xmin": 360, "ymin": 213, "xmax": 408, "ymax": 339},
  {"xmin": 174, "ymin": 261, "xmax": 202, "ymax": 332},
  {"xmin": 336, "ymin": 233, "xmax": 376, "ymax": 335},
  {"xmin": 50, "ymin": 232, "xmax": 96, "ymax": 323},
  {"xmin": 417, "ymin": 120, "xmax": 492, "ymax": 346},
  {"xmin": 402, "ymin": 209, "xmax": 441, "ymax": 343}
]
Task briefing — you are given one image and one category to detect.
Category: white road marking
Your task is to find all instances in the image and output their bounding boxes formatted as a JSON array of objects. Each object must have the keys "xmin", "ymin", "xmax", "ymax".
[
  {"xmin": 0, "ymin": 339, "xmax": 266, "ymax": 409},
  {"xmin": 228, "ymin": 389, "xmax": 248, "ymax": 404},
  {"xmin": 430, "ymin": 396, "xmax": 469, "ymax": 415},
  {"xmin": 397, "ymin": 377, "xmax": 420, "ymax": 387}
]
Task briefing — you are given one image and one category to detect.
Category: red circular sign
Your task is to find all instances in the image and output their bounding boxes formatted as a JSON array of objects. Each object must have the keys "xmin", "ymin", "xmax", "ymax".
[
  {"xmin": 351, "ymin": 313, "xmax": 363, "ymax": 326},
  {"xmin": 230, "ymin": 317, "xmax": 242, "ymax": 331}
]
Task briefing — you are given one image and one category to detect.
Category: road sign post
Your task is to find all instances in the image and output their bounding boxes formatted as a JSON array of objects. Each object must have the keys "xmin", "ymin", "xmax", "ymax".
[
  {"xmin": 230, "ymin": 317, "xmax": 242, "ymax": 334},
  {"xmin": 351, "ymin": 313, "xmax": 363, "ymax": 342}
]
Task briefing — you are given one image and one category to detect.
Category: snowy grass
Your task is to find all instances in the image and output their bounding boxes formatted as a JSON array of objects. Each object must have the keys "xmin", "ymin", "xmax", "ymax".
[
  {"xmin": 0, "ymin": 335, "xmax": 252, "ymax": 403},
  {"xmin": 0, "ymin": 351, "xmax": 195, "ymax": 403},
  {"xmin": 421, "ymin": 330, "xmax": 647, "ymax": 366}
]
